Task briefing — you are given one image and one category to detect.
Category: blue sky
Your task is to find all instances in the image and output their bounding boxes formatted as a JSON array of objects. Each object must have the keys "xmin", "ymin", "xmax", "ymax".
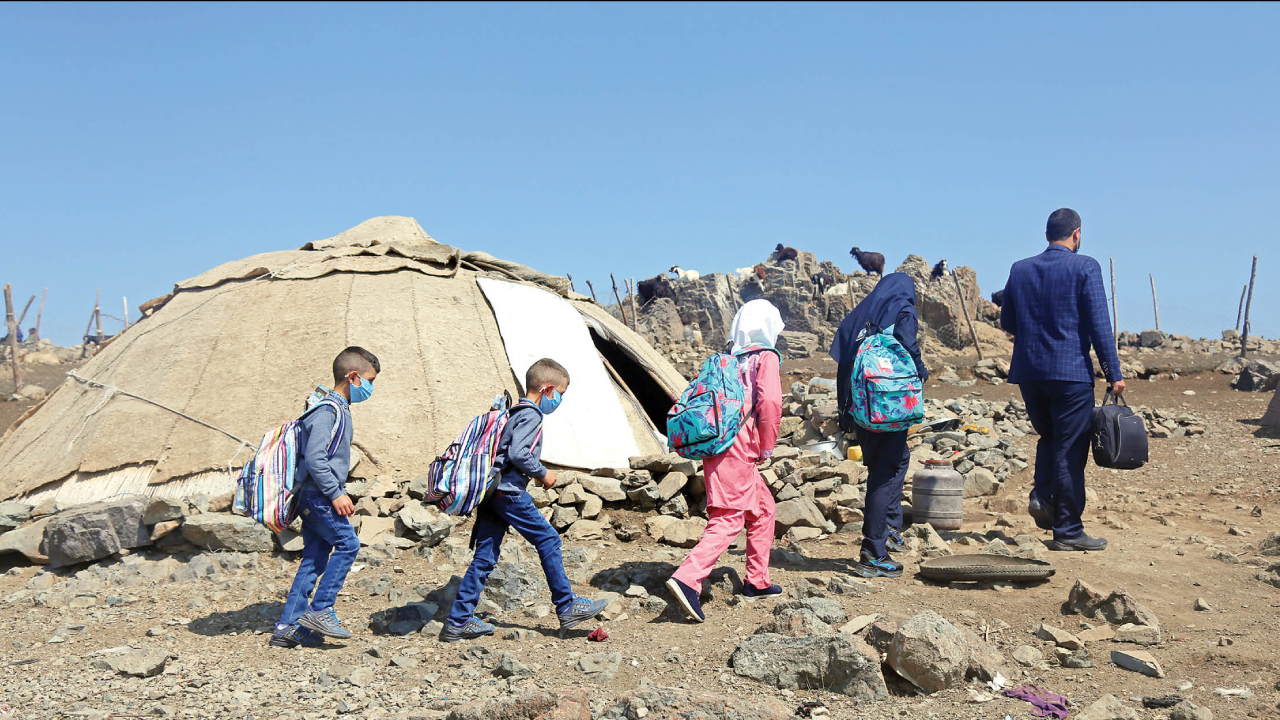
[{"xmin": 3, "ymin": 2, "xmax": 1276, "ymax": 345}]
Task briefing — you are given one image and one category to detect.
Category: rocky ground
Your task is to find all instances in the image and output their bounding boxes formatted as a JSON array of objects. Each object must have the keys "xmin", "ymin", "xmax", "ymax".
[{"xmin": 1, "ymin": 370, "xmax": 1277, "ymax": 720}]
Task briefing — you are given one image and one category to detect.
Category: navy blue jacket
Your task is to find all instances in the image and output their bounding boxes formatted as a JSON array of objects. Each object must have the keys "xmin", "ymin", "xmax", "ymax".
[
  {"xmin": 293, "ymin": 393, "xmax": 354, "ymax": 501},
  {"xmin": 494, "ymin": 400, "xmax": 547, "ymax": 493},
  {"xmin": 1000, "ymin": 244, "xmax": 1122, "ymax": 385}
]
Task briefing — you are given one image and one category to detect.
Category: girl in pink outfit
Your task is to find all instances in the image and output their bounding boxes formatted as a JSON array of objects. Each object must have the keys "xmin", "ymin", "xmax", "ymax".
[{"xmin": 667, "ymin": 299, "xmax": 785, "ymax": 622}]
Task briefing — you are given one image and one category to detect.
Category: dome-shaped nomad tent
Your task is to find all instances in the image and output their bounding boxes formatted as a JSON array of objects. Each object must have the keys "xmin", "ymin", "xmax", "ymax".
[{"xmin": 0, "ymin": 217, "xmax": 685, "ymax": 505}]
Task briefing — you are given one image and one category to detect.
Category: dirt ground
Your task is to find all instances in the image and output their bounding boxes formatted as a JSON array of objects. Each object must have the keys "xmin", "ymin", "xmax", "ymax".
[
  {"xmin": 0, "ymin": 359, "xmax": 79, "ymax": 432},
  {"xmin": 0, "ymin": 364, "xmax": 1278, "ymax": 719}
]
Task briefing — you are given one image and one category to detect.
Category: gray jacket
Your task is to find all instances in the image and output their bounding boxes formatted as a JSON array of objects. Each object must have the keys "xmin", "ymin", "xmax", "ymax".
[
  {"xmin": 293, "ymin": 394, "xmax": 354, "ymax": 501},
  {"xmin": 494, "ymin": 401, "xmax": 546, "ymax": 493}
]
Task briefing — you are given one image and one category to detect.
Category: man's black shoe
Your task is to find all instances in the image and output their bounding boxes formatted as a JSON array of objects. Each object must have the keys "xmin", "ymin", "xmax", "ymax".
[
  {"xmin": 1046, "ymin": 534, "xmax": 1107, "ymax": 552},
  {"xmin": 1028, "ymin": 497, "xmax": 1053, "ymax": 531}
]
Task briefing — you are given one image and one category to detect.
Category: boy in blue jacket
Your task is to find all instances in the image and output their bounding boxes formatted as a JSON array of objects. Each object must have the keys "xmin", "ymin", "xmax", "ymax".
[
  {"xmin": 441, "ymin": 358, "xmax": 608, "ymax": 641},
  {"xmin": 270, "ymin": 346, "xmax": 380, "ymax": 648}
]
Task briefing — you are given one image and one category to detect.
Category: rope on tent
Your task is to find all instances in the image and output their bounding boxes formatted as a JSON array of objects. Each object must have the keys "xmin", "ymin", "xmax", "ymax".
[{"xmin": 67, "ymin": 370, "xmax": 258, "ymax": 452}]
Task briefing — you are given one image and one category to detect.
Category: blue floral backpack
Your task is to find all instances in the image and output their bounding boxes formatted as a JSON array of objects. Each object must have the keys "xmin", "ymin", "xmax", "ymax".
[{"xmin": 849, "ymin": 324, "xmax": 924, "ymax": 432}]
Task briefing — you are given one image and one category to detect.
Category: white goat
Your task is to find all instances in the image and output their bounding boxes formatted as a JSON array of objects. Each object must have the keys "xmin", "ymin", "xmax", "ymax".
[{"xmin": 669, "ymin": 265, "xmax": 701, "ymax": 282}]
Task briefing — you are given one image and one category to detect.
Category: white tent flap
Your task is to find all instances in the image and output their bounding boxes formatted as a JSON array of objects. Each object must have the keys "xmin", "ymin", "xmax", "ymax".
[{"xmin": 477, "ymin": 278, "xmax": 642, "ymax": 469}]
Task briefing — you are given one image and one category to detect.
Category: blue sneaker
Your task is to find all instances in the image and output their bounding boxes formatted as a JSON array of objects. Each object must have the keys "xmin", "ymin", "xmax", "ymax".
[
  {"xmin": 298, "ymin": 607, "xmax": 351, "ymax": 639},
  {"xmin": 851, "ymin": 550, "xmax": 903, "ymax": 579},
  {"xmin": 558, "ymin": 596, "xmax": 609, "ymax": 631},
  {"xmin": 741, "ymin": 582, "xmax": 783, "ymax": 601},
  {"xmin": 886, "ymin": 528, "xmax": 906, "ymax": 554},
  {"xmin": 268, "ymin": 624, "xmax": 323, "ymax": 648},
  {"xmin": 440, "ymin": 617, "xmax": 495, "ymax": 643},
  {"xmin": 665, "ymin": 577, "xmax": 705, "ymax": 622}
]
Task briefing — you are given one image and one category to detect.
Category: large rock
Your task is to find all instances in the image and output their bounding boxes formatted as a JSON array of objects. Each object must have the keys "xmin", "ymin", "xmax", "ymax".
[
  {"xmin": 0, "ymin": 516, "xmax": 52, "ymax": 563},
  {"xmin": 886, "ymin": 610, "xmax": 969, "ymax": 693},
  {"xmin": 730, "ymin": 633, "xmax": 887, "ymax": 703},
  {"xmin": 180, "ymin": 514, "xmax": 273, "ymax": 553},
  {"xmin": 41, "ymin": 496, "xmax": 150, "ymax": 567},
  {"xmin": 397, "ymin": 503, "xmax": 454, "ymax": 547},
  {"xmin": 93, "ymin": 649, "xmax": 169, "ymax": 678},
  {"xmin": 0, "ymin": 501, "xmax": 32, "ymax": 533},
  {"xmin": 774, "ymin": 497, "xmax": 826, "ymax": 536},
  {"xmin": 579, "ymin": 476, "xmax": 626, "ymax": 502},
  {"xmin": 484, "ymin": 562, "xmax": 549, "ymax": 611},
  {"xmin": 141, "ymin": 497, "xmax": 185, "ymax": 525},
  {"xmin": 602, "ymin": 686, "xmax": 792, "ymax": 720},
  {"xmin": 655, "ymin": 518, "xmax": 707, "ymax": 548},
  {"xmin": 962, "ymin": 467, "xmax": 998, "ymax": 498},
  {"xmin": 777, "ymin": 330, "xmax": 820, "ymax": 358},
  {"xmin": 445, "ymin": 688, "xmax": 591, "ymax": 720}
]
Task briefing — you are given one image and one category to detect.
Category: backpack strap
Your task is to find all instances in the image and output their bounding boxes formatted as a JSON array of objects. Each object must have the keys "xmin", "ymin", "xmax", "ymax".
[{"xmin": 297, "ymin": 395, "xmax": 348, "ymax": 459}]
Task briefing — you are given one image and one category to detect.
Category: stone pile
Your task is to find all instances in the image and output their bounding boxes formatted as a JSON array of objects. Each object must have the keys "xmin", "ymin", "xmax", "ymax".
[
  {"xmin": 1120, "ymin": 328, "xmax": 1280, "ymax": 357},
  {"xmin": 1134, "ymin": 406, "xmax": 1207, "ymax": 438},
  {"xmin": 1222, "ymin": 357, "xmax": 1280, "ymax": 392}
]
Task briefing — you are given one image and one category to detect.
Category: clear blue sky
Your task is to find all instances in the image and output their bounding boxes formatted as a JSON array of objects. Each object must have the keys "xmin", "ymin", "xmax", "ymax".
[{"xmin": 3, "ymin": 2, "xmax": 1276, "ymax": 345}]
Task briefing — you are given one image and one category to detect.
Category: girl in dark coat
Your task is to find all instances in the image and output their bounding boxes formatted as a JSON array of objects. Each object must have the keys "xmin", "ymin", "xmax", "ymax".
[{"xmin": 829, "ymin": 273, "xmax": 928, "ymax": 578}]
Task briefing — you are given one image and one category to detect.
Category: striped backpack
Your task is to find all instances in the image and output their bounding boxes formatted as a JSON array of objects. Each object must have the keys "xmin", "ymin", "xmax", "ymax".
[
  {"xmin": 426, "ymin": 394, "xmax": 542, "ymax": 516},
  {"xmin": 849, "ymin": 324, "xmax": 924, "ymax": 432},
  {"xmin": 233, "ymin": 394, "xmax": 347, "ymax": 533},
  {"xmin": 667, "ymin": 349, "xmax": 773, "ymax": 459}
]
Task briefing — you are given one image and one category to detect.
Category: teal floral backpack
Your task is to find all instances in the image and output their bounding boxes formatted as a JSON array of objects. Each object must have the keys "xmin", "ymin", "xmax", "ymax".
[{"xmin": 849, "ymin": 324, "xmax": 924, "ymax": 432}]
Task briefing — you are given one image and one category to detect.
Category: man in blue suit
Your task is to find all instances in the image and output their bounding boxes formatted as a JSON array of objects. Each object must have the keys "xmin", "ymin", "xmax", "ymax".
[{"xmin": 1001, "ymin": 208, "xmax": 1124, "ymax": 551}]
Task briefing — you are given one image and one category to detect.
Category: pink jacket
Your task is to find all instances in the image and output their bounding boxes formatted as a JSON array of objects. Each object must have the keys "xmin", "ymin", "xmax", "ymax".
[{"xmin": 703, "ymin": 349, "xmax": 782, "ymax": 511}]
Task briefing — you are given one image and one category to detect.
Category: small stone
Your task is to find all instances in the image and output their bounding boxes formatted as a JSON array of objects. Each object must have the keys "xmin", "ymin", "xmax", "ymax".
[
  {"xmin": 1111, "ymin": 649, "xmax": 1165, "ymax": 678},
  {"xmin": 1193, "ymin": 597, "xmax": 1212, "ymax": 611},
  {"xmin": 1076, "ymin": 694, "xmax": 1141, "ymax": 720},
  {"xmin": 576, "ymin": 652, "xmax": 623, "ymax": 679},
  {"xmin": 1077, "ymin": 626, "xmax": 1115, "ymax": 642},
  {"xmin": 115, "ymin": 649, "xmax": 169, "ymax": 678},
  {"xmin": 838, "ymin": 614, "xmax": 877, "ymax": 635},
  {"xmin": 1012, "ymin": 645, "xmax": 1043, "ymax": 667},
  {"xmin": 1114, "ymin": 622, "xmax": 1162, "ymax": 646},
  {"xmin": 1170, "ymin": 701, "xmax": 1213, "ymax": 720},
  {"xmin": 1036, "ymin": 623, "xmax": 1082, "ymax": 650}
]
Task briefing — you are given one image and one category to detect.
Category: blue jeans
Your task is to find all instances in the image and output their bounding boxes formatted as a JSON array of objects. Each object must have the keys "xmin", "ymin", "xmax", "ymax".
[
  {"xmin": 278, "ymin": 489, "xmax": 360, "ymax": 627},
  {"xmin": 1020, "ymin": 380, "xmax": 1094, "ymax": 540},
  {"xmin": 859, "ymin": 429, "xmax": 909, "ymax": 559},
  {"xmin": 446, "ymin": 489, "xmax": 575, "ymax": 626}
]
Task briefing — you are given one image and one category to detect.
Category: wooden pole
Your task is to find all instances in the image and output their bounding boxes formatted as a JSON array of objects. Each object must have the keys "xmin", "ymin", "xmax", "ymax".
[
  {"xmin": 16, "ymin": 294, "xmax": 35, "ymax": 328},
  {"xmin": 4, "ymin": 284, "xmax": 20, "ymax": 388},
  {"xmin": 122, "ymin": 297, "xmax": 129, "ymax": 328},
  {"xmin": 1235, "ymin": 284, "xmax": 1247, "ymax": 332},
  {"xmin": 34, "ymin": 288, "xmax": 47, "ymax": 338},
  {"xmin": 585, "ymin": 279, "xmax": 599, "ymax": 304},
  {"xmin": 628, "ymin": 277, "xmax": 638, "ymax": 331},
  {"xmin": 566, "ymin": 274, "xmax": 575, "ymax": 293},
  {"xmin": 1241, "ymin": 255, "xmax": 1258, "ymax": 358},
  {"xmin": 610, "ymin": 274, "xmax": 628, "ymax": 327},
  {"xmin": 1149, "ymin": 274, "xmax": 1159, "ymax": 332},
  {"xmin": 1109, "ymin": 257, "xmax": 1119, "ymax": 354},
  {"xmin": 951, "ymin": 271, "xmax": 983, "ymax": 361},
  {"xmin": 94, "ymin": 289, "xmax": 103, "ymax": 345}
]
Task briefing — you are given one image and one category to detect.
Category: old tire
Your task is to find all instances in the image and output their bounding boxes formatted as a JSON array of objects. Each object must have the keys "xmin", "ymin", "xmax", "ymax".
[{"xmin": 918, "ymin": 555, "xmax": 1056, "ymax": 582}]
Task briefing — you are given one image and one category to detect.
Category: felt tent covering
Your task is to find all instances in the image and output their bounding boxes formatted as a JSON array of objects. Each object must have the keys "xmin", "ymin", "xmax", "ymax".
[{"xmin": 0, "ymin": 217, "xmax": 684, "ymax": 504}]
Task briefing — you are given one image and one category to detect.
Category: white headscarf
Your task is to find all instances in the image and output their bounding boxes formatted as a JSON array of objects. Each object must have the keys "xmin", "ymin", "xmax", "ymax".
[{"xmin": 729, "ymin": 299, "xmax": 785, "ymax": 354}]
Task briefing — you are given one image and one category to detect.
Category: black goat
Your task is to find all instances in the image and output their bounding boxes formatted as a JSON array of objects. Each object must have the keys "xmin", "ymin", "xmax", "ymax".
[
  {"xmin": 991, "ymin": 289, "xmax": 1004, "ymax": 307},
  {"xmin": 773, "ymin": 243, "xmax": 798, "ymax": 263},
  {"xmin": 849, "ymin": 246, "xmax": 885, "ymax": 275},
  {"xmin": 930, "ymin": 258, "xmax": 948, "ymax": 282},
  {"xmin": 636, "ymin": 274, "xmax": 674, "ymax": 305}
]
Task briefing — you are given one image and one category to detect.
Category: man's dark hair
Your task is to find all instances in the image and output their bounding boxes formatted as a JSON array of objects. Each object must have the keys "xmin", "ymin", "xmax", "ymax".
[
  {"xmin": 526, "ymin": 358, "xmax": 570, "ymax": 391},
  {"xmin": 333, "ymin": 346, "xmax": 380, "ymax": 383},
  {"xmin": 1046, "ymin": 208, "xmax": 1081, "ymax": 242}
]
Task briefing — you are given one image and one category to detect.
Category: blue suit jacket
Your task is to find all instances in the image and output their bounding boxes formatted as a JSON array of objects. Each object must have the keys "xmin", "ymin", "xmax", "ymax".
[{"xmin": 1000, "ymin": 244, "xmax": 1122, "ymax": 385}]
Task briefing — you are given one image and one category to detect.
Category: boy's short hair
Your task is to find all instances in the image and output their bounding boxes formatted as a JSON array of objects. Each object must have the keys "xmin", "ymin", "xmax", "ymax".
[
  {"xmin": 525, "ymin": 358, "xmax": 569, "ymax": 390},
  {"xmin": 333, "ymin": 346, "xmax": 381, "ymax": 383}
]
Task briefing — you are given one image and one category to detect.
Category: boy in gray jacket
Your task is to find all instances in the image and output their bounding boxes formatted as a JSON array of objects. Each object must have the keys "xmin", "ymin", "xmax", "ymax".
[
  {"xmin": 270, "ymin": 346, "xmax": 380, "ymax": 648},
  {"xmin": 441, "ymin": 358, "xmax": 608, "ymax": 641}
]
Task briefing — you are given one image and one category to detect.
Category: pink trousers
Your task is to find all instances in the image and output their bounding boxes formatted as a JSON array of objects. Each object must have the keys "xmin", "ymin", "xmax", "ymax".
[{"xmin": 672, "ymin": 490, "xmax": 776, "ymax": 591}]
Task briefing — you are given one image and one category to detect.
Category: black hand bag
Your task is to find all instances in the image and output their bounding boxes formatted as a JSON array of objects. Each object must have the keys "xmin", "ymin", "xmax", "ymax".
[{"xmin": 1092, "ymin": 390, "xmax": 1148, "ymax": 469}]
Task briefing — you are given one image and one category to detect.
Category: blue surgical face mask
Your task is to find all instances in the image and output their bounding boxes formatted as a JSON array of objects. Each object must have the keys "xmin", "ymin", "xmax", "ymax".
[
  {"xmin": 349, "ymin": 376, "xmax": 374, "ymax": 404},
  {"xmin": 538, "ymin": 388, "xmax": 562, "ymax": 414}
]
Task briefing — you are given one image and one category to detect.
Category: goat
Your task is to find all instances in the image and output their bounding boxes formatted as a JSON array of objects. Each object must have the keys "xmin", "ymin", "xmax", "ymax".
[
  {"xmin": 753, "ymin": 264, "xmax": 768, "ymax": 281},
  {"xmin": 669, "ymin": 265, "xmax": 701, "ymax": 282},
  {"xmin": 810, "ymin": 273, "xmax": 829, "ymax": 296},
  {"xmin": 636, "ymin": 274, "xmax": 675, "ymax": 305},
  {"xmin": 773, "ymin": 243, "xmax": 798, "ymax": 264},
  {"xmin": 990, "ymin": 289, "xmax": 1004, "ymax": 307},
  {"xmin": 930, "ymin": 258, "xmax": 948, "ymax": 282},
  {"xmin": 734, "ymin": 267, "xmax": 757, "ymax": 281},
  {"xmin": 849, "ymin": 246, "xmax": 885, "ymax": 275}
]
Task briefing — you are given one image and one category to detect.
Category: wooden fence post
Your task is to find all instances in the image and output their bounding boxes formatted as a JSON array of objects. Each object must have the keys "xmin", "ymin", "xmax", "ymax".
[
  {"xmin": 16, "ymin": 294, "xmax": 35, "ymax": 328},
  {"xmin": 1236, "ymin": 284, "xmax": 1247, "ymax": 332},
  {"xmin": 34, "ymin": 288, "xmax": 47, "ymax": 338},
  {"xmin": 1149, "ymin": 274, "xmax": 1160, "ymax": 332},
  {"xmin": 585, "ymin": 279, "xmax": 599, "ymax": 304},
  {"xmin": 628, "ymin": 278, "xmax": 639, "ymax": 332},
  {"xmin": 94, "ymin": 289, "xmax": 103, "ymax": 345},
  {"xmin": 1241, "ymin": 255, "xmax": 1258, "ymax": 357},
  {"xmin": 610, "ymin": 274, "xmax": 628, "ymax": 328},
  {"xmin": 951, "ymin": 272, "xmax": 982, "ymax": 361},
  {"xmin": 1110, "ymin": 257, "xmax": 1119, "ymax": 354},
  {"xmin": 4, "ymin": 284, "xmax": 20, "ymax": 388}
]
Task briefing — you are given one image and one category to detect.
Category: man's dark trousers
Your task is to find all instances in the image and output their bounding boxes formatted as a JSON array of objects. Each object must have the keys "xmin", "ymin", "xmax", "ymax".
[
  {"xmin": 858, "ymin": 429, "xmax": 909, "ymax": 559},
  {"xmin": 1020, "ymin": 381, "xmax": 1094, "ymax": 539}
]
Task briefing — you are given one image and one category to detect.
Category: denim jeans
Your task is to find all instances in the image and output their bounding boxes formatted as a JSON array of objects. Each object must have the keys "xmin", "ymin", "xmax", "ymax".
[
  {"xmin": 1020, "ymin": 380, "xmax": 1095, "ymax": 540},
  {"xmin": 446, "ymin": 489, "xmax": 575, "ymax": 626},
  {"xmin": 859, "ymin": 429, "xmax": 910, "ymax": 559},
  {"xmin": 278, "ymin": 489, "xmax": 360, "ymax": 627}
]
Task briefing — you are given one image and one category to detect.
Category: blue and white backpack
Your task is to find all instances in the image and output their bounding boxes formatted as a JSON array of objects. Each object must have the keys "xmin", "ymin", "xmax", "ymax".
[
  {"xmin": 849, "ymin": 324, "xmax": 925, "ymax": 432},
  {"xmin": 426, "ymin": 393, "xmax": 542, "ymax": 516}
]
